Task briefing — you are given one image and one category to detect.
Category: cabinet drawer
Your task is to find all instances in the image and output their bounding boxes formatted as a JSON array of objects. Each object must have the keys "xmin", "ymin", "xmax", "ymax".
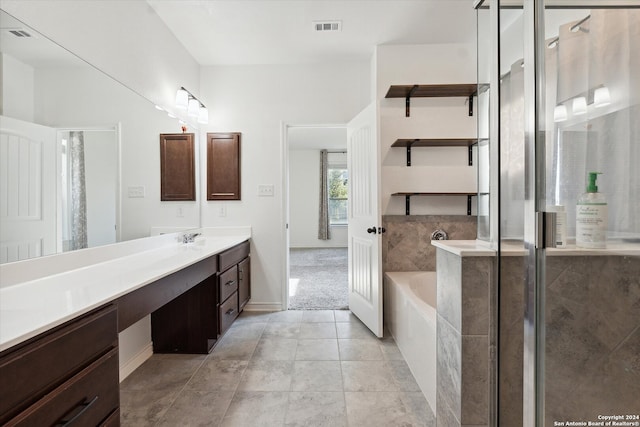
[
  {"xmin": 219, "ymin": 291, "xmax": 239, "ymax": 334},
  {"xmin": 219, "ymin": 265, "xmax": 238, "ymax": 303},
  {"xmin": 0, "ymin": 304, "xmax": 117, "ymax": 422},
  {"xmin": 100, "ymin": 408, "xmax": 120, "ymax": 427},
  {"xmin": 6, "ymin": 347, "xmax": 119, "ymax": 426},
  {"xmin": 218, "ymin": 240, "xmax": 249, "ymax": 272}
]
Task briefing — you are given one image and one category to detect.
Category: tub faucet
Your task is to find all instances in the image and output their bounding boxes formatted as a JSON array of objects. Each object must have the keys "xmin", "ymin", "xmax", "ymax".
[
  {"xmin": 431, "ymin": 229, "xmax": 448, "ymax": 241},
  {"xmin": 182, "ymin": 233, "xmax": 201, "ymax": 243}
]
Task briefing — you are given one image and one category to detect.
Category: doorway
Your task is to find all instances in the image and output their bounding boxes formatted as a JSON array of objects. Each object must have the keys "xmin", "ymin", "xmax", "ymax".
[{"xmin": 284, "ymin": 124, "xmax": 349, "ymax": 310}]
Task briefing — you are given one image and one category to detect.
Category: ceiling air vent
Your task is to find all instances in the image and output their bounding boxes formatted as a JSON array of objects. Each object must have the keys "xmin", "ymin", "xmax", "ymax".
[
  {"xmin": 7, "ymin": 29, "xmax": 33, "ymax": 38},
  {"xmin": 314, "ymin": 21, "xmax": 342, "ymax": 32}
]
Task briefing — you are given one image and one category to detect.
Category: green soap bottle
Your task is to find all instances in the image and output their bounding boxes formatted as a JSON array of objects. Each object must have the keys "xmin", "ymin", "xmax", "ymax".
[{"xmin": 576, "ymin": 172, "xmax": 607, "ymax": 249}]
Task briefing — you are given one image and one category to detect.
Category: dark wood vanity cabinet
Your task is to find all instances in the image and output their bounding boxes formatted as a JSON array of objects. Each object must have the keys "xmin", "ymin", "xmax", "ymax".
[
  {"xmin": 0, "ymin": 304, "xmax": 119, "ymax": 426},
  {"xmin": 207, "ymin": 132, "xmax": 241, "ymax": 200},
  {"xmin": 160, "ymin": 133, "xmax": 196, "ymax": 201},
  {"xmin": 217, "ymin": 240, "xmax": 250, "ymax": 335}
]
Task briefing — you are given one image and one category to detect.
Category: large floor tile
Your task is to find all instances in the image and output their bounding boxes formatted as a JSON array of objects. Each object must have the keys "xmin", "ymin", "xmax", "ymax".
[
  {"xmin": 341, "ymin": 361, "xmax": 399, "ymax": 392},
  {"xmin": 336, "ymin": 321, "xmax": 378, "ymax": 340},
  {"xmin": 120, "ymin": 388, "xmax": 179, "ymax": 427},
  {"xmin": 186, "ymin": 359, "xmax": 248, "ymax": 392},
  {"xmin": 298, "ymin": 322, "xmax": 337, "ymax": 339},
  {"xmin": 301, "ymin": 310, "xmax": 335, "ymax": 323},
  {"xmin": 156, "ymin": 390, "xmax": 234, "ymax": 426},
  {"xmin": 295, "ymin": 339, "xmax": 339, "ymax": 360},
  {"xmin": 209, "ymin": 336, "xmax": 259, "ymax": 360},
  {"xmin": 338, "ymin": 339, "xmax": 384, "ymax": 360},
  {"xmin": 220, "ymin": 391, "xmax": 288, "ymax": 427},
  {"xmin": 334, "ymin": 310, "xmax": 358, "ymax": 322},
  {"xmin": 290, "ymin": 361, "xmax": 343, "ymax": 391},
  {"xmin": 236, "ymin": 359, "xmax": 294, "ymax": 391},
  {"xmin": 120, "ymin": 354, "xmax": 205, "ymax": 392},
  {"xmin": 233, "ymin": 311, "xmax": 274, "ymax": 325},
  {"xmin": 284, "ymin": 392, "xmax": 347, "ymax": 427},
  {"xmin": 345, "ymin": 391, "xmax": 435, "ymax": 427},
  {"xmin": 224, "ymin": 322, "xmax": 267, "ymax": 340},
  {"xmin": 252, "ymin": 338, "xmax": 298, "ymax": 360},
  {"xmin": 269, "ymin": 310, "xmax": 304, "ymax": 322},
  {"xmin": 262, "ymin": 322, "xmax": 301, "ymax": 339}
]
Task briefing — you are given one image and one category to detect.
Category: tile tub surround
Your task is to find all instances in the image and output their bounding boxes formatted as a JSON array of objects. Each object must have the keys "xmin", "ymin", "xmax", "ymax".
[
  {"xmin": 435, "ymin": 247, "xmax": 494, "ymax": 427},
  {"xmin": 543, "ymin": 255, "xmax": 640, "ymax": 423},
  {"xmin": 120, "ymin": 310, "xmax": 436, "ymax": 426},
  {"xmin": 382, "ymin": 215, "xmax": 477, "ymax": 272}
]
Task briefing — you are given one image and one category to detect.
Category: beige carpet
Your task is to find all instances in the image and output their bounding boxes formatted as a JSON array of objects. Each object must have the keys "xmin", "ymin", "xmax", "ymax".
[{"xmin": 288, "ymin": 248, "xmax": 348, "ymax": 310}]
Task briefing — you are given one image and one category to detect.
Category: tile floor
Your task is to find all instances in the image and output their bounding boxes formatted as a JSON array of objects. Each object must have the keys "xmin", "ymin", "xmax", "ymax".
[{"xmin": 120, "ymin": 310, "xmax": 436, "ymax": 426}]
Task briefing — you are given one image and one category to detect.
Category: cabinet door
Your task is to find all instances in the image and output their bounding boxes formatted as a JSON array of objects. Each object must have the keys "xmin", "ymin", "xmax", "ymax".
[
  {"xmin": 238, "ymin": 257, "xmax": 251, "ymax": 311},
  {"xmin": 207, "ymin": 132, "xmax": 241, "ymax": 200},
  {"xmin": 160, "ymin": 133, "xmax": 195, "ymax": 201}
]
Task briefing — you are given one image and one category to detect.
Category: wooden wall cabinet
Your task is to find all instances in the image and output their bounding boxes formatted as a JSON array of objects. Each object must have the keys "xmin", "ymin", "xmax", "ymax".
[
  {"xmin": 207, "ymin": 132, "xmax": 241, "ymax": 200},
  {"xmin": 160, "ymin": 133, "xmax": 195, "ymax": 201}
]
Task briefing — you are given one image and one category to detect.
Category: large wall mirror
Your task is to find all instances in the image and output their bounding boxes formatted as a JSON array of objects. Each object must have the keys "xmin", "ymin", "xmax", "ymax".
[{"xmin": 0, "ymin": 10, "xmax": 200, "ymax": 264}]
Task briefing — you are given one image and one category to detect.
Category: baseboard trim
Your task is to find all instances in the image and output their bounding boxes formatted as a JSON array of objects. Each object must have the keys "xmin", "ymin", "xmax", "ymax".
[
  {"xmin": 244, "ymin": 302, "xmax": 282, "ymax": 311},
  {"xmin": 119, "ymin": 341, "xmax": 153, "ymax": 382}
]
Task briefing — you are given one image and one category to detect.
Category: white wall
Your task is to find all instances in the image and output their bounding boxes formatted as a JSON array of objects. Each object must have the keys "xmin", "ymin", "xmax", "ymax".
[
  {"xmin": 199, "ymin": 62, "xmax": 370, "ymax": 309},
  {"xmin": 1, "ymin": 53, "xmax": 34, "ymax": 121},
  {"xmin": 1, "ymin": 0, "xmax": 200, "ymax": 114},
  {"xmin": 377, "ymin": 44, "xmax": 478, "ymax": 216},
  {"xmin": 289, "ymin": 149, "xmax": 348, "ymax": 248}
]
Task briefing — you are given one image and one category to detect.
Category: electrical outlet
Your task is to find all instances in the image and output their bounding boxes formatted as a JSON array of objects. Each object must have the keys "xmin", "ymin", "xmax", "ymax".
[
  {"xmin": 176, "ymin": 207, "xmax": 184, "ymax": 217},
  {"xmin": 219, "ymin": 204, "xmax": 226, "ymax": 217},
  {"xmin": 127, "ymin": 186, "xmax": 145, "ymax": 198},
  {"xmin": 258, "ymin": 184, "xmax": 274, "ymax": 197}
]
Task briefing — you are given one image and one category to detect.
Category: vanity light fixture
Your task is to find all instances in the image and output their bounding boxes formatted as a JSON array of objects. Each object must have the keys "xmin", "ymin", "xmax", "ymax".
[
  {"xmin": 175, "ymin": 88, "xmax": 189, "ymax": 110},
  {"xmin": 174, "ymin": 86, "xmax": 209, "ymax": 124},
  {"xmin": 572, "ymin": 96, "xmax": 587, "ymax": 115},
  {"xmin": 593, "ymin": 86, "xmax": 611, "ymax": 108},
  {"xmin": 187, "ymin": 98, "xmax": 200, "ymax": 117},
  {"xmin": 554, "ymin": 104, "xmax": 568, "ymax": 122}
]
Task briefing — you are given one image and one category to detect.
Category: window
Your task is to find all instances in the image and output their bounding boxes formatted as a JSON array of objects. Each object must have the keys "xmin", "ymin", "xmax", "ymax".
[{"xmin": 328, "ymin": 167, "xmax": 348, "ymax": 225}]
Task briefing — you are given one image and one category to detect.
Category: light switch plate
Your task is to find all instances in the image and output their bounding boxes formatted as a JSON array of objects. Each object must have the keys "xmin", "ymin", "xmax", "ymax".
[
  {"xmin": 128, "ymin": 186, "xmax": 145, "ymax": 198},
  {"xmin": 258, "ymin": 184, "xmax": 274, "ymax": 197}
]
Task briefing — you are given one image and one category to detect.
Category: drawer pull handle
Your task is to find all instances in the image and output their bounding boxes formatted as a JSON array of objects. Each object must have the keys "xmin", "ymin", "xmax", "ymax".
[
  {"xmin": 225, "ymin": 280, "xmax": 236, "ymax": 287},
  {"xmin": 212, "ymin": 193, "xmax": 235, "ymax": 196},
  {"xmin": 225, "ymin": 308, "xmax": 235, "ymax": 315},
  {"xmin": 57, "ymin": 396, "xmax": 99, "ymax": 426}
]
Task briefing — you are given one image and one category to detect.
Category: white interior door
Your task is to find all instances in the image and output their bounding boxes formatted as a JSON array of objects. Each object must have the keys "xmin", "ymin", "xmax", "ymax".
[
  {"xmin": 347, "ymin": 103, "xmax": 383, "ymax": 337},
  {"xmin": 0, "ymin": 116, "xmax": 57, "ymax": 263}
]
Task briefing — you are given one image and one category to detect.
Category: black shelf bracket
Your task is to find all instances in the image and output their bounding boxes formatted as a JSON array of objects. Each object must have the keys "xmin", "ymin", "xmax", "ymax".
[
  {"xmin": 468, "ymin": 93, "xmax": 474, "ymax": 116},
  {"xmin": 467, "ymin": 195, "xmax": 473, "ymax": 215},
  {"xmin": 405, "ymin": 85, "xmax": 419, "ymax": 117},
  {"xmin": 468, "ymin": 146, "xmax": 473, "ymax": 166},
  {"xmin": 406, "ymin": 140, "xmax": 418, "ymax": 166},
  {"xmin": 405, "ymin": 195, "xmax": 411, "ymax": 215}
]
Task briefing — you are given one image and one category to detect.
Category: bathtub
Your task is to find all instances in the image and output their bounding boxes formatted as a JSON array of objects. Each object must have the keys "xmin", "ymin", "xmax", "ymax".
[{"xmin": 384, "ymin": 271, "xmax": 437, "ymax": 415}]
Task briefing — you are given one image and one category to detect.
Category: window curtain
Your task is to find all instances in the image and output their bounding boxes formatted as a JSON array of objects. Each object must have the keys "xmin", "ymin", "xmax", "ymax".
[
  {"xmin": 318, "ymin": 149, "xmax": 331, "ymax": 240},
  {"xmin": 546, "ymin": 10, "xmax": 640, "ymax": 237},
  {"xmin": 68, "ymin": 131, "xmax": 88, "ymax": 250}
]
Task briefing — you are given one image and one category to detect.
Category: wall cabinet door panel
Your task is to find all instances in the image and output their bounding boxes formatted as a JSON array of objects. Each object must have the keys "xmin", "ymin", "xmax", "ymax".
[
  {"xmin": 207, "ymin": 132, "xmax": 241, "ymax": 200},
  {"xmin": 160, "ymin": 133, "xmax": 195, "ymax": 201}
]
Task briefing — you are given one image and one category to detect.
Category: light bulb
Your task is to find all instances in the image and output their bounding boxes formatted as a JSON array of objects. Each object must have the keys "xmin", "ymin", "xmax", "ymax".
[
  {"xmin": 553, "ymin": 104, "xmax": 568, "ymax": 122},
  {"xmin": 572, "ymin": 97, "xmax": 587, "ymax": 115},
  {"xmin": 175, "ymin": 89, "xmax": 189, "ymax": 110},
  {"xmin": 197, "ymin": 106, "xmax": 209, "ymax": 124},
  {"xmin": 594, "ymin": 86, "xmax": 611, "ymax": 108},
  {"xmin": 188, "ymin": 99, "xmax": 200, "ymax": 117}
]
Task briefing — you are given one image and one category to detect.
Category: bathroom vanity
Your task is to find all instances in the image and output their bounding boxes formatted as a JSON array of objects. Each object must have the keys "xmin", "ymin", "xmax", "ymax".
[{"xmin": 0, "ymin": 229, "xmax": 250, "ymax": 426}]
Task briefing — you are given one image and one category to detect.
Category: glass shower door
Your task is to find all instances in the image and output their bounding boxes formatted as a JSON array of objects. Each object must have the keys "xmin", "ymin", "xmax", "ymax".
[{"xmin": 523, "ymin": 3, "xmax": 640, "ymax": 426}]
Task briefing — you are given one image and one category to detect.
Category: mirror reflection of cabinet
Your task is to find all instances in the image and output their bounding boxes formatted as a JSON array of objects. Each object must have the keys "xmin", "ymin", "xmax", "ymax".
[
  {"xmin": 160, "ymin": 133, "xmax": 196, "ymax": 201},
  {"xmin": 207, "ymin": 132, "xmax": 241, "ymax": 200}
]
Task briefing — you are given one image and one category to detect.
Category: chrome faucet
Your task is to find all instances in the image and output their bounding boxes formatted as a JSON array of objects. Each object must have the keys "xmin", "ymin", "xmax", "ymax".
[
  {"xmin": 431, "ymin": 229, "xmax": 448, "ymax": 241},
  {"xmin": 181, "ymin": 233, "xmax": 201, "ymax": 243}
]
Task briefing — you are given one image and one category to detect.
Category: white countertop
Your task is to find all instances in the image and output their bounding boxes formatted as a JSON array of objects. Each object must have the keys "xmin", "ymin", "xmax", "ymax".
[{"xmin": 0, "ymin": 228, "xmax": 250, "ymax": 352}]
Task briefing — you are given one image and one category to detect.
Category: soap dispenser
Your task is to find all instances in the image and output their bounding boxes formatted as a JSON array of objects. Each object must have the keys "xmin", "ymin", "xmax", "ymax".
[{"xmin": 576, "ymin": 172, "xmax": 607, "ymax": 249}]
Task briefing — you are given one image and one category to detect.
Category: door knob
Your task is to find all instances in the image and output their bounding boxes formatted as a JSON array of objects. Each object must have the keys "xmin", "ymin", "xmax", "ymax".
[{"xmin": 367, "ymin": 227, "xmax": 377, "ymax": 234}]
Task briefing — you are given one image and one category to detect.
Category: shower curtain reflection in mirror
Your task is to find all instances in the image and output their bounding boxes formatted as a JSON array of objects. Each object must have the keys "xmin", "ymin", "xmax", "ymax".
[
  {"xmin": 58, "ymin": 129, "xmax": 118, "ymax": 252},
  {"xmin": 545, "ymin": 9, "xmax": 640, "ymax": 239}
]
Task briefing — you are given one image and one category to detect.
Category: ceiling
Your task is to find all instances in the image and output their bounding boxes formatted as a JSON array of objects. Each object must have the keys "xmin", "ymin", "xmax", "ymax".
[{"xmin": 148, "ymin": 0, "xmax": 477, "ymax": 65}]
